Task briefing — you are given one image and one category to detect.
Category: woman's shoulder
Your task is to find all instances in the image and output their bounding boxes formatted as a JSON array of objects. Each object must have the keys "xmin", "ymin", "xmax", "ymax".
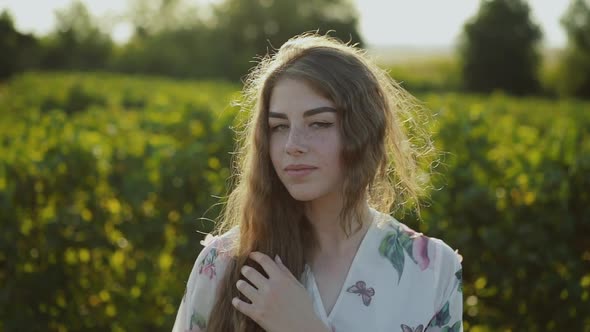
[
  {"xmin": 372, "ymin": 210, "xmax": 462, "ymax": 274},
  {"xmin": 194, "ymin": 226, "xmax": 239, "ymax": 278},
  {"xmin": 199, "ymin": 226, "xmax": 239, "ymax": 254}
]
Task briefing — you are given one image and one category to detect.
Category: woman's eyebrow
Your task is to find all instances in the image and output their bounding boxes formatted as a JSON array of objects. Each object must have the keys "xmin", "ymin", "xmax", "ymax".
[{"xmin": 268, "ymin": 107, "xmax": 337, "ymax": 119}]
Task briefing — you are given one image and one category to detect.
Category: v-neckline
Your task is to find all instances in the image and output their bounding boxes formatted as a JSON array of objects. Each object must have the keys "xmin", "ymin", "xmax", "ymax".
[{"xmin": 307, "ymin": 209, "xmax": 377, "ymax": 322}]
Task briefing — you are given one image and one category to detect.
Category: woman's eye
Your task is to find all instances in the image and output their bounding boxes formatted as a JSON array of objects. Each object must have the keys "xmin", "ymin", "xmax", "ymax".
[
  {"xmin": 270, "ymin": 124, "xmax": 289, "ymax": 132},
  {"xmin": 311, "ymin": 122, "xmax": 333, "ymax": 129}
]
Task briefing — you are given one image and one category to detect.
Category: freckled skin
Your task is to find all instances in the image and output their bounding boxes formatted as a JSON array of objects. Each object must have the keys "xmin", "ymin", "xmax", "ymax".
[{"xmin": 268, "ymin": 78, "xmax": 344, "ymax": 202}]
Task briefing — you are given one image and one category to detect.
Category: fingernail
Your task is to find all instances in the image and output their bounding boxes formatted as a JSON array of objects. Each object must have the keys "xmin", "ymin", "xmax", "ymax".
[
  {"xmin": 275, "ymin": 255, "xmax": 282, "ymax": 264},
  {"xmin": 232, "ymin": 297, "xmax": 238, "ymax": 307}
]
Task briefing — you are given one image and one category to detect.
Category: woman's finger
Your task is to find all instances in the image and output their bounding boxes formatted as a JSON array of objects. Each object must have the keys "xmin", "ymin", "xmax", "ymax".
[
  {"xmin": 236, "ymin": 279, "xmax": 259, "ymax": 303},
  {"xmin": 249, "ymin": 252, "xmax": 280, "ymax": 278},
  {"xmin": 274, "ymin": 255, "xmax": 291, "ymax": 274},
  {"xmin": 232, "ymin": 297, "xmax": 258, "ymax": 322},
  {"xmin": 275, "ymin": 255, "xmax": 299, "ymax": 282},
  {"xmin": 241, "ymin": 264, "xmax": 268, "ymax": 290}
]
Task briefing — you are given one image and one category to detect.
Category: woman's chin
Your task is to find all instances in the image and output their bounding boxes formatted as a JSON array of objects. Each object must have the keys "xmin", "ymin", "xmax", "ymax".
[
  {"xmin": 286, "ymin": 188, "xmax": 320, "ymax": 202},
  {"xmin": 289, "ymin": 193, "xmax": 317, "ymax": 202}
]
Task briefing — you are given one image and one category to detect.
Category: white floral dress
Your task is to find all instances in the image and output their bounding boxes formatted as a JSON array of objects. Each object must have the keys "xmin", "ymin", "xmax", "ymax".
[{"xmin": 172, "ymin": 208, "xmax": 463, "ymax": 332}]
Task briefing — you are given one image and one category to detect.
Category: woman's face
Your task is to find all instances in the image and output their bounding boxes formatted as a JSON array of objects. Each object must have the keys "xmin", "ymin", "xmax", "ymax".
[{"xmin": 268, "ymin": 78, "xmax": 344, "ymax": 202}]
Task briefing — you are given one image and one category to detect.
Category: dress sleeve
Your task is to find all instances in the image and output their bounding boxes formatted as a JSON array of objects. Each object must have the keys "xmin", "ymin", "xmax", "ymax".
[
  {"xmin": 172, "ymin": 233, "xmax": 235, "ymax": 332},
  {"xmin": 426, "ymin": 240, "xmax": 463, "ymax": 332}
]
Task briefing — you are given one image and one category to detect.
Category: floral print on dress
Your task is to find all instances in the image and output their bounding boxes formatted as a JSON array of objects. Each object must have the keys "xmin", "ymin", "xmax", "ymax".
[
  {"xmin": 427, "ymin": 301, "xmax": 450, "ymax": 328},
  {"xmin": 198, "ymin": 247, "xmax": 218, "ymax": 279},
  {"xmin": 409, "ymin": 233, "xmax": 430, "ymax": 270},
  {"xmin": 346, "ymin": 280, "xmax": 375, "ymax": 306},
  {"xmin": 426, "ymin": 301, "xmax": 461, "ymax": 332},
  {"xmin": 196, "ymin": 233, "xmax": 233, "ymax": 280},
  {"xmin": 455, "ymin": 268, "xmax": 463, "ymax": 293},
  {"xmin": 401, "ymin": 324, "xmax": 424, "ymax": 332},
  {"xmin": 188, "ymin": 310, "xmax": 206, "ymax": 332},
  {"xmin": 379, "ymin": 223, "xmax": 431, "ymax": 283},
  {"xmin": 441, "ymin": 321, "xmax": 461, "ymax": 332}
]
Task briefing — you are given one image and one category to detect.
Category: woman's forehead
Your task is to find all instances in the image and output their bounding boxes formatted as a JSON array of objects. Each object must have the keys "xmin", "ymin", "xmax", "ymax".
[{"xmin": 268, "ymin": 78, "xmax": 336, "ymax": 115}]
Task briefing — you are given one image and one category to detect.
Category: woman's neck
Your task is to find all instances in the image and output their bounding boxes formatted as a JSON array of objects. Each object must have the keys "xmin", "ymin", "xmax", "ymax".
[{"xmin": 304, "ymin": 195, "xmax": 372, "ymax": 255}]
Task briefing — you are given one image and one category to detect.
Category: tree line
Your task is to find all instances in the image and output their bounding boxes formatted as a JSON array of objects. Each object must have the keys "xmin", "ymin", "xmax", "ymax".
[
  {"xmin": 0, "ymin": 0, "xmax": 362, "ymax": 82},
  {"xmin": 1, "ymin": 0, "xmax": 589, "ymax": 98}
]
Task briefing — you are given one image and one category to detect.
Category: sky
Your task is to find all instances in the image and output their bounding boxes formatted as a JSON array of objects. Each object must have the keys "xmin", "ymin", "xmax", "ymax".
[{"xmin": 0, "ymin": 0, "xmax": 570, "ymax": 48}]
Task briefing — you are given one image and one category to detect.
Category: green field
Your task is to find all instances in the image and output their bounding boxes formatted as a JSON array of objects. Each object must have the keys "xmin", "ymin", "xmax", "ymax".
[{"xmin": 0, "ymin": 72, "xmax": 588, "ymax": 331}]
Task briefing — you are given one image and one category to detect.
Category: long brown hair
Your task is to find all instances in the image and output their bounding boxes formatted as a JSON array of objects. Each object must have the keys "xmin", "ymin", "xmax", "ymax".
[{"xmin": 206, "ymin": 32, "xmax": 435, "ymax": 331}]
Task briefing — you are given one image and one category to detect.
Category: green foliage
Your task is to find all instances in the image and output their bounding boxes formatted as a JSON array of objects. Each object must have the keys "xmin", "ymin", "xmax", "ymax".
[
  {"xmin": 39, "ymin": 1, "xmax": 113, "ymax": 71},
  {"xmin": 385, "ymin": 57, "xmax": 462, "ymax": 93},
  {"xmin": 112, "ymin": 25, "xmax": 224, "ymax": 79},
  {"xmin": 459, "ymin": 0, "xmax": 542, "ymax": 95},
  {"xmin": 115, "ymin": 0, "xmax": 363, "ymax": 80},
  {"xmin": 411, "ymin": 92, "xmax": 590, "ymax": 331},
  {"xmin": 0, "ymin": 72, "xmax": 238, "ymax": 331},
  {"xmin": 0, "ymin": 10, "xmax": 40, "ymax": 79},
  {"xmin": 210, "ymin": 0, "xmax": 363, "ymax": 80},
  {"xmin": 1, "ymin": 73, "xmax": 589, "ymax": 330},
  {"xmin": 1, "ymin": 0, "xmax": 362, "ymax": 81},
  {"xmin": 124, "ymin": 0, "xmax": 201, "ymax": 36},
  {"xmin": 553, "ymin": 47, "xmax": 590, "ymax": 98},
  {"xmin": 561, "ymin": 0, "xmax": 590, "ymax": 52},
  {"xmin": 555, "ymin": 0, "xmax": 590, "ymax": 98},
  {"xmin": 111, "ymin": 0, "xmax": 223, "ymax": 78}
]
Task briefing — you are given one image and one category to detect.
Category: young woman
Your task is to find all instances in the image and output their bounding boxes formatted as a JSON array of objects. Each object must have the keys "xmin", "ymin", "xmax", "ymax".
[{"xmin": 172, "ymin": 33, "xmax": 463, "ymax": 332}]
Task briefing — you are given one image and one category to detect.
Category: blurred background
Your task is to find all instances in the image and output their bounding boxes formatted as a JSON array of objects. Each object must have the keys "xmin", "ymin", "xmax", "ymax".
[{"xmin": 0, "ymin": 0, "xmax": 588, "ymax": 331}]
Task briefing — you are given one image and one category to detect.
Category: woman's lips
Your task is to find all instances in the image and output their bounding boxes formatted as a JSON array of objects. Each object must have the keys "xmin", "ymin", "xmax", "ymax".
[{"xmin": 285, "ymin": 167, "xmax": 317, "ymax": 177}]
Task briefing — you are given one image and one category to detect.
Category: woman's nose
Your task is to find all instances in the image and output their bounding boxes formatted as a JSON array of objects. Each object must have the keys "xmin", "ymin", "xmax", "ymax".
[{"xmin": 285, "ymin": 127, "xmax": 308, "ymax": 155}]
